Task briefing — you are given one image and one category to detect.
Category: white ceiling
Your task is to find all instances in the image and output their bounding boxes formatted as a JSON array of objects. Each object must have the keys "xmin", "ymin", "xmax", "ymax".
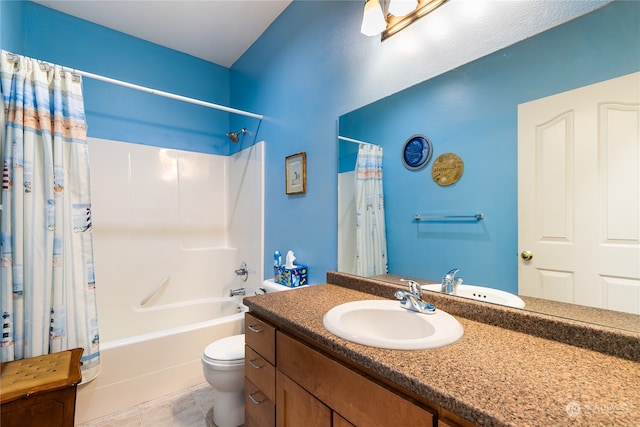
[{"xmin": 33, "ymin": 0, "xmax": 293, "ymax": 68}]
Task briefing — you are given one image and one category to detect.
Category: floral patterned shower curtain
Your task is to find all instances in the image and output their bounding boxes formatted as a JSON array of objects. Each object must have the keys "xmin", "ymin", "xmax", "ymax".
[
  {"xmin": 0, "ymin": 51, "xmax": 100, "ymax": 381},
  {"xmin": 355, "ymin": 144, "xmax": 388, "ymax": 276}
]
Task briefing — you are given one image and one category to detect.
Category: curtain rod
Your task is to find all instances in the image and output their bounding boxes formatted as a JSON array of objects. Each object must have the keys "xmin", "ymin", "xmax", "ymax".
[
  {"xmin": 3, "ymin": 51, "xmax": 262, "ymax": 120},
  {"xmin": 338, "ymin": 135, "xmax": 377, "ymax": 146},
  {"xmin": 65, "ymin": 67, "xmax": 263, "ymax": 120}
]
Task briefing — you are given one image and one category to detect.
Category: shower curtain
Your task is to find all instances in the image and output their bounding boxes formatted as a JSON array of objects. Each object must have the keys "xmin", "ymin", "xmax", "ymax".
[
  {"xmin": 355, "ymin": 144, "xmax": 388, "ymax": 276},
  {"xmin": 0, "ymin": 51, "xmax": 100, "ymax": 381}
]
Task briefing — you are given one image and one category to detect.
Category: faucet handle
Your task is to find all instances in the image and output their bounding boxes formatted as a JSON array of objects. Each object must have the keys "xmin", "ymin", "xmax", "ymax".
[
  {"xmin": 443, "ymin": 268, "xmax": 460, "ymax": 281},
  {"xmin": 400, "ymin": 278, "xmax": 421, "ymax": 296},
  {"xmin": 453, "ymin": 277, "xmax": 463, "ymax": 294}
]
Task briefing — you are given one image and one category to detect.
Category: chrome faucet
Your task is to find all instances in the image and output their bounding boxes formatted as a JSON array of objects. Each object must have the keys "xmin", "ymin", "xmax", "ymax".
[
  {"xmin": 441, "ymin": 268, "xmax": 463, "ymax": 295},
  {"xmin": 229, "ymin": 287, "xmax": 246, "ymax": 297},
  {"xmin": 234, "ymin": 261, "xmax": 248, "ymax": 282},
  {"xmin": 394, "ymin": 279, "xmax": 436, "ymax": 314}
]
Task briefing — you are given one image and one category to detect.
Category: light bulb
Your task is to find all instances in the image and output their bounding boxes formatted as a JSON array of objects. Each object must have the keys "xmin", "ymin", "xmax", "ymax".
[
  {"xmin": 360, "ymin": 0, "xmax": 387, "ymax": 36},
  {"xmin": 389, "ymin": 0, "xmax": 418, "ymax": 16}
]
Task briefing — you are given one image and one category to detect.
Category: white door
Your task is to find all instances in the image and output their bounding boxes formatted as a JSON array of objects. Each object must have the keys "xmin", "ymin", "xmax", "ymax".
[{"xmin": 518, "ymin": 72, "xmax": 640, "ymax": 314}]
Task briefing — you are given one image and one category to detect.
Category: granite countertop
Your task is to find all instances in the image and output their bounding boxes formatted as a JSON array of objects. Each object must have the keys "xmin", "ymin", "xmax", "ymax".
[
  {"xmin": 519, "ymin": 295, "xmax": 640, "ymax": 333},
  {"xmin": 244, "ymin": 283, "xmax": 640, "ymax": 427}
]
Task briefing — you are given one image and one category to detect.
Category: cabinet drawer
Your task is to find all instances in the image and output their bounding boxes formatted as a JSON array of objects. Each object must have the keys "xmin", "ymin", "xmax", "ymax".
[
  {"xmin": 245, "ymin": 378, "xmax": 275, "ymax": 427},
  {"xmin": 245, "ymin": 346, "xmax": 275, "ymax": 402},
  {"xmin": 277, "ymin": 332, "xmax": 436, "ymax": 427},
  {"xmin": 245, "ymin": 313, "xmax": 276, "ymax": 365}
]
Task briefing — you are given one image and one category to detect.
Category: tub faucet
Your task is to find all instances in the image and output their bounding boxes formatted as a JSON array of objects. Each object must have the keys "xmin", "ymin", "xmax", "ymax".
[
  {"xmin": 441, "ymin": 268, "xmax": 462, "ymax": 295},
  {"xmin": 394, "ymin": 279, "xmax": 435, "ymax": 314},
  {"xmin": 234, "ymin": 261, "xmax": 248, "ymax": 282},
  {"xmin": 229, "ymin": 287, "xmax": 245, "ymax": 297}
]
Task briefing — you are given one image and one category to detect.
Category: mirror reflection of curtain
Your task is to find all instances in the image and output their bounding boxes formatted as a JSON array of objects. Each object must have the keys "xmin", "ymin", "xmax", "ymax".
[
  {"xmin": 0, "ymin": 51, "xmax": 100, "ymax": 381},
  {"xmin": 355, "ymin": 144, "xmax": 388, "ymax": 276}
]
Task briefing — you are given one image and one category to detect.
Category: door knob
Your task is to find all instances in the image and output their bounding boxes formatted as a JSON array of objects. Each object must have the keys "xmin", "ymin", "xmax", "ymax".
[{"xmin": 520, "ymin": 250, "xmax": 533, "ymax": 261}]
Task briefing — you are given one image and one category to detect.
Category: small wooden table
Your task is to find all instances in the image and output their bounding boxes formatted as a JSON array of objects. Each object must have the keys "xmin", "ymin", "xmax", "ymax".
[{"xmin": 1, "ymin": 348, "xmax": 83, "ymax": 427}]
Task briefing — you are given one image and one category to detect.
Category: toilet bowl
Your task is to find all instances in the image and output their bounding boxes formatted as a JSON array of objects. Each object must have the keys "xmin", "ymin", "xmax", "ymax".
[
  {"xmin": 202, "ymin": 279, "xmax": 309, "ymax": 426},
  {"xmin": 201, "ymin": 334, "xmax": 245, "ymax": 427}
]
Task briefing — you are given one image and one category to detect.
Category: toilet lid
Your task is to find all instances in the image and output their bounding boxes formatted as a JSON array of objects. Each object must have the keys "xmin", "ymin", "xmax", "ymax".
[{"xmin": 204, "ymin": 334, "xmax": 245, "ymax": 362}]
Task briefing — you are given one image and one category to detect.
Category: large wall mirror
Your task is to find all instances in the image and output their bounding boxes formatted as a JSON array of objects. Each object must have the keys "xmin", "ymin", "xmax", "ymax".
[{"xmin": 338, "ymin": 1, "xmax": 639, "ymax": 333}]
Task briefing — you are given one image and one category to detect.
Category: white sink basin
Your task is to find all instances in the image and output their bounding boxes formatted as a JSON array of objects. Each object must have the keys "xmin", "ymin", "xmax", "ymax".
[
  {"xmin": 323, "ymin": 300, "xmax": 463, "ymax": 350},
  {"xmin": 421, "ymin": 284, "xmax": 525, "ymax": 308}
]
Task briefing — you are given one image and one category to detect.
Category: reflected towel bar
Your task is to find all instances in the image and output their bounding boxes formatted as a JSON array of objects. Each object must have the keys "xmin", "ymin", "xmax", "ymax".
[{"xmin": 413, "ymin": 213, "xmax": 484, "ymax": 221}]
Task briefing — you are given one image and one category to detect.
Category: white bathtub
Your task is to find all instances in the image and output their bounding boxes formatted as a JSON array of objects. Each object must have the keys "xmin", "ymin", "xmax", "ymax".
[{"xmin": 75, "ymin": 298, "xmax": 245, "ymax": 424}]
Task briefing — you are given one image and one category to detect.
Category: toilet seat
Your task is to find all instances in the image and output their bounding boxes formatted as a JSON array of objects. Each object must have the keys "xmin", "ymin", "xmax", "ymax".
[{"xmin": 203, "ymin": 334, "xmax": 245, "ymax": 366}]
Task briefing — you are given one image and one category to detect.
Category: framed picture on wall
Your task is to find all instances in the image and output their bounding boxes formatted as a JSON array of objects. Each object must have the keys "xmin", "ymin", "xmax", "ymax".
[{"xmin": 285, "ymin": 152, "xmax": 306, "ymax": 194}]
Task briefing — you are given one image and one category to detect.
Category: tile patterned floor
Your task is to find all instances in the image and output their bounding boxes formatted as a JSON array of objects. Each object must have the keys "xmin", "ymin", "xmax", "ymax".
[{"xmin": 76, "ymin": 382, "xmax": 237, "ymax": 427}]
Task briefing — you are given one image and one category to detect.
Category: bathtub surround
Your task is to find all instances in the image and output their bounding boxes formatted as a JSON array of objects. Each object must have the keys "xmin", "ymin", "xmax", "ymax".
[
  {"xmin": 0, "ymin": 51, "xmax": 100, "ymax": 381},
  {"xmin": 87, "ymin": 138, "xmax": 264, "ymax": 341},
  {"xmin": 74, "ymin": 139, "xmax": 264, "ymax": 424}
]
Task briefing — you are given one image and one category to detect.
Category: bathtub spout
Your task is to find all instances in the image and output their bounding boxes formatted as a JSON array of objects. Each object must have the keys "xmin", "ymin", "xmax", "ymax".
[{"xmin": 230, "ymin": 287, "xmax": 246, "ymax": 297}]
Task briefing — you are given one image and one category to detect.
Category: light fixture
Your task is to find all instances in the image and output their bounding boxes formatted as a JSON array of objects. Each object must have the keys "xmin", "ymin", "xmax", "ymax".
[
  {"xmin": 388, "ymin": 0, "xmax": 418, "ymax": 17},
  {"xmin": 360, "ymin": 0, "xmax": 386, "ymax": 37},
  {"xmin": 360, "ymin": 0, "xmax": 448, "ymax": 39}
]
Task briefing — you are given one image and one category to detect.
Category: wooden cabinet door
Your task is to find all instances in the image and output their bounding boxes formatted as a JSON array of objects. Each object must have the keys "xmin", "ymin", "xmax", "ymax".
[
  {"xmin": 277, "ymin": 332, "xmax": 435, "ymax": 427},
  {"xmin": 276, "ymin": 370, "xmax": 331, "ymax": 427},
  {"xmin": 333, "ymin": 413, "xmax": 355, "ymax": 427}
]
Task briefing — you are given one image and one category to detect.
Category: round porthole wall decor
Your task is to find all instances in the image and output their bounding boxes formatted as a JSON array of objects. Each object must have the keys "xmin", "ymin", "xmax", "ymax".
[{"xmin": 401, "ymin": 135, "xmax": 433, "ymax": 171}]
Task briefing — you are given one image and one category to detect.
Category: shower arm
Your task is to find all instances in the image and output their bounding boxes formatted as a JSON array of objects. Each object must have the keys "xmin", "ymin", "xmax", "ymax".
[{"xmin": 227, "ymin": 128, "xmax": 247, "ymax": 143}]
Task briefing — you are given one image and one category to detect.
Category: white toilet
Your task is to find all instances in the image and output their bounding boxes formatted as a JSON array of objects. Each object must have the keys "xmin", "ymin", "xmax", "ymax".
[
  {"xmin": 202, "ymin": 279, "xmax": 305, "ymax": 427},
  {"xmin": 201, "ymin": 333, "xmax": 246, "ymax": 427}
]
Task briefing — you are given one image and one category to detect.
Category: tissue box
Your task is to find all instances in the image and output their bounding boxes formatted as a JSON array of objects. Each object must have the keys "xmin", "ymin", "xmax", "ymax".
[{"xmin": 274, "ymin": 265, "xmax": 308, "ymax": 288}]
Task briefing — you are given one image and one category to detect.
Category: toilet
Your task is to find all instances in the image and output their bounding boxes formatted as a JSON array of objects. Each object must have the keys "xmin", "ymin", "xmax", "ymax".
[
  {"xmin": 201, "ymin": 334, "xmax": 246, "ymax": 427},
  {"xmin": 202, "ymin": 279, "xmax": 305, "ymax": 427}
]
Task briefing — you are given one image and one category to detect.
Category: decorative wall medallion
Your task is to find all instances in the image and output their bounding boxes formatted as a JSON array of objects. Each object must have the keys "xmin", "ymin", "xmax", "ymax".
[
  {"xmin": 401, "ymin": 135, "xmax": 433, "ymax": 171},
  {"xmin": 431, "ymin": 153, "xmax": 464, "ymax": 186}
]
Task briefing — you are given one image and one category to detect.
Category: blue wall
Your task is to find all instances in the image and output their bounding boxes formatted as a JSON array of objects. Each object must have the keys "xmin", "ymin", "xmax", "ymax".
[
  {"xmin": 2, "ymin": 1, "xmax": 239, "ymax": 155},
  {"xmin": 341, "ymin": 1, "xmax": 640, "ymax": 291},
  {"xmin": 2, "ymin": 0, "xmax": 626, "ymax": 287},
  {"xmin": 232, "ymin": 2, "xmax": 358, "ymax": 284},
  {"xmin": 1, "ymin": 0, "xmax": 25, "ymax": 53},
  {"xmin": 232, "ymin": 0, "xmax": 636, "ymax": 286}
]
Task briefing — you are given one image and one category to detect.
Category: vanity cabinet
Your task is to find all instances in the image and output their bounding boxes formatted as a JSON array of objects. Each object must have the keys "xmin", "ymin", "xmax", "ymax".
[
  {"xmin": 277, "ymin": 331, "xmax": 436, "ymax": 427},
  {"xmin": 244, "ymin": 313, "xmax": 276, "ymax": 427},
  {"xmin": 246, "ymin": 311, "xmax": 477, "ymax": 427}
]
